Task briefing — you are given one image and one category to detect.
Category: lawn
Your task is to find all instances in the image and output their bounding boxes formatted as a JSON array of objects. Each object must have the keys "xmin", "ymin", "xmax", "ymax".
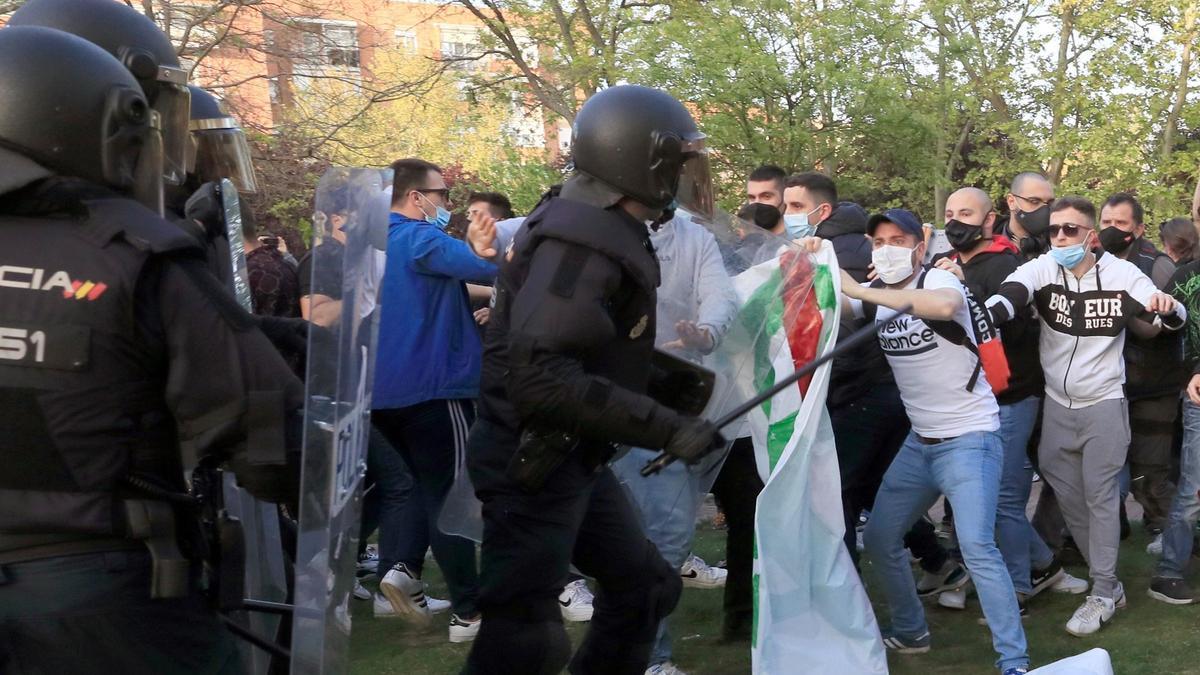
[{"xmin": 348, "ymin": 523, "xmax": 1200, "ymax": 675}]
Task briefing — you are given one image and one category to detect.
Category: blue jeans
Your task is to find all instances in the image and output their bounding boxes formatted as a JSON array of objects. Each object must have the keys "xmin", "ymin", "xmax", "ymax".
[
  {"xmin": 1158, "ymin": 398, "xmax": 1200, "ymax": 579},
  {"xmin": 610, "ymin": 447, "xmax": 708, "ymax": 666},
  {"xmin": 995, "ymin": 397, "xmax": 1054, "ymax": 594},
  {"xmin": 863, "ymin": 430, "xmax": 1028, "ymax": 671}
]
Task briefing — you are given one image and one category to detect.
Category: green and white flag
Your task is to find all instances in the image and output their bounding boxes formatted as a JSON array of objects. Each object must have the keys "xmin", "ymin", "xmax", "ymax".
[{"xmin": 721, "ymin": 242, "xmax": 886, "ymax": 674}]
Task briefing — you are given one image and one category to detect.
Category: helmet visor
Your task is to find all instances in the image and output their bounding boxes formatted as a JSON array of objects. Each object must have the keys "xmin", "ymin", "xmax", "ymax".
[
  {"xmin": 155, "ymin": 82, "xmax": 192, "ymax": 185},
  {"xmin": 131, "ymin": 111, "xmax": 165, "ymax": 215},
  {"xmin": 193, "ymin": 127, "xmax": 258, "ymax": 194},
  {"xmin": 675, "ymin": 139, "xmax": 713, "ymax": 221}
]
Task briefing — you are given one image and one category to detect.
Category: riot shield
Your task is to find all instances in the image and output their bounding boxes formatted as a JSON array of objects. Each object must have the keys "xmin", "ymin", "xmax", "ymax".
[
  {"xmin": 290, "ymin": 168, "xmax": 387, "ymax": 674},
  {"xmin": 222, "ymin": 178, "xmax": 254, "ymax": 311},
  {"xmin": 187, "ymin": 178, "xmax": 288, "ymax": 675}
]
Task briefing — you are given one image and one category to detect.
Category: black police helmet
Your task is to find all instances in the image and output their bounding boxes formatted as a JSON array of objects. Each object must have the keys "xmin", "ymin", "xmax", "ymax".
[
  {"xmin": 0, "ymin": 26, "xmax": 152, "ymax": 192},
  {"xmin": 10, "ymin": 0, "xmax": 193, "ymax": 185},
  {"xmin": 571, "ymin": 85, "xmax": 705, "ymax": 211}
]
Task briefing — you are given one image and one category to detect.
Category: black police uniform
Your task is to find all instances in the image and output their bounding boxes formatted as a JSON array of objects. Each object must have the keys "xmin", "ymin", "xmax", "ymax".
[
  {"xmin": 0, "ymin": 180, "xmax": 302, "ymax": 675},
  {"xmin": 464, "ymin": 175, "xmax": 686, "ymax": 674}
]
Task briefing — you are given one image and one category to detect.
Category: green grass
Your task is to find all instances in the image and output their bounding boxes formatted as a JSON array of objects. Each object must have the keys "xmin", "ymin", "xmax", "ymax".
[{"xmin": 349, "ymin": 525, "xmax": 1200, "ymax": 674}]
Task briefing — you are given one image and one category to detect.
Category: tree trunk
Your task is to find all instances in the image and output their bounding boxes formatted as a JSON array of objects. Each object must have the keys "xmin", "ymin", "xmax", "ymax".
[
  {"xmin": 1161, "ymin": 2, "xmax": 1197, "ymax": 165},
  {"xmin": 1046, "ymin": 4, "xmax": 1076, "ymax": 184}
]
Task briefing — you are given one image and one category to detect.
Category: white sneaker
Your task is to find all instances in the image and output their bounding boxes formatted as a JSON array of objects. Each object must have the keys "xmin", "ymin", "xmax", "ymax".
[
  {"xmin": 559, "ymin": 579, "xmax": 595, "ymax": 622},
  {"xmin": 1065, "ymin": 585, "xmax": 1126, "ymax": 637},
  {"xmin": 645, "ymin": 662, "xmax": 689, "ymax": 675},
  {"xmin": 379, "ymin": 563, "xmax": 432, "ymax": 625},
  {"xmin": 680, "ymin": 554, "xmax": 727, "ymax": 589},
  {"xmin": 1051, "ymin": 572, "xmax": 1090, "ymax": 595},
  {"xmin": 427, "ymin": 595, "xmax": 451, "ymax": 614},
  {"xmin": 356, "ymin": 544, "xmax": 379, "ymax": 576},
  {"xmin": 1147, "ymin": 534, "xmax": 1164, "ymax": 556},
  {"xmin": 937, "ymin": 582, "xmax": 970, "ymax": 610},
  {"xmin": 353, "ymin": 578, "xmax": 371, "ymax": 601},
  {"xmin": 449, "ymin": 613, "xmax": 481, "ymax": 643}
]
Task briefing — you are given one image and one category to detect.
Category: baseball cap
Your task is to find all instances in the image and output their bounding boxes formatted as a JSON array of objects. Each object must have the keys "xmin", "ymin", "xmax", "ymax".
[{"xmin": 867, "ymin": 208, "xmax": 923, "ymax": 238}]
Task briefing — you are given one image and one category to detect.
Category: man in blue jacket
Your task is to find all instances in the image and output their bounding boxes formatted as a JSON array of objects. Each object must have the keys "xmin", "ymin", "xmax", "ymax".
[{"xmin": 371, "ymin": 158, "xmax": 497, "ymax": 642}]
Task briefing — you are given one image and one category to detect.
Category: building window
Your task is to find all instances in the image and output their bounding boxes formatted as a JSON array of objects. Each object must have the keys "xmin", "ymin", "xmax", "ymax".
[
  {"xmin": 505, "ymin": 98, "xmax": 545, "ymax": 148},
  {"xmin": 297, "ymin": 21, "xmax": 360, "ymax": 69},
  {"xmin": 394, "ymin": 30, "xmax": 417, "ymax": 54},
  {"xmin": 439, "ymin": 27, "xmax": 483, "ymax": 70}
]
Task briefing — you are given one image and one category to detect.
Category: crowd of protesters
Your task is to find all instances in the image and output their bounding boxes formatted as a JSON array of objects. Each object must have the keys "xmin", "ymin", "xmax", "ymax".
[{"xmin": 245, "ymin": 158, "xmax": 1200, "ymax": 675}]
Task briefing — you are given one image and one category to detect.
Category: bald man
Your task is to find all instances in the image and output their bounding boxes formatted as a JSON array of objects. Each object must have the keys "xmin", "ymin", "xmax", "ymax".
[
  {"xmin": 1001, "ymin": 173, "xmax": 1055, "ymax": 259},
  {"xmin": 936, "ymin": 188, "xmax": 1089, "ymax": 613}
]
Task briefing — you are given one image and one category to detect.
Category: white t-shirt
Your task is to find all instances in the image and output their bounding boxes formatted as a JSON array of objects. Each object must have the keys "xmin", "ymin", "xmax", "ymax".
[{"xmin": 850, "ymin": 267, "xmax": 999, "ymax": 437}]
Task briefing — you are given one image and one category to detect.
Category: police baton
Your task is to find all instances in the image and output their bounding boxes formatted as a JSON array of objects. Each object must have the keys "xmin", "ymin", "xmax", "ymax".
[{"xmin": 640, "ymin": 304, "xmax": 913, "ymax": 477}]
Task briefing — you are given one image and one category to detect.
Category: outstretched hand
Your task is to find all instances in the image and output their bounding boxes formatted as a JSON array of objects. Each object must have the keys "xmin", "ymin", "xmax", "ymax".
[{"xmin": 467, "ymin": 212, "xmax": 499, "ymax": 260}]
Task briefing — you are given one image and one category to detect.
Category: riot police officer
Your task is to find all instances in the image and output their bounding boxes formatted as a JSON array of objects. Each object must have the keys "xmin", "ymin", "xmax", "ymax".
[
  {"xmin": 9, "ymin": 0, "xmax": 195, "ymax": 192},
  {"xmin": 464, "ymin": 85, "xmax": 724, "ymax": 674},
  {"xmin": 0, "ymin": 26, "xmax": 301, "ymax": 675},
  {"xmin": 187, "ymin": 85, "xmax": 259, "ymax": 195}
]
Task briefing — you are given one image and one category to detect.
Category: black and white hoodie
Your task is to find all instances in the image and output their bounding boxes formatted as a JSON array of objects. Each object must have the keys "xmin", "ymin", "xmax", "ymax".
[{"xmin": 985, "ymin": 251, "xmax": 1186, "ymax": 410}]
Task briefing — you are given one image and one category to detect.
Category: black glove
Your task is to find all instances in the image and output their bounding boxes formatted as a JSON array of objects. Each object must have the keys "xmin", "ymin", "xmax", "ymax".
[{"xmin": 663, "ymin": 416, "xmax": 725, "ymax": 465}]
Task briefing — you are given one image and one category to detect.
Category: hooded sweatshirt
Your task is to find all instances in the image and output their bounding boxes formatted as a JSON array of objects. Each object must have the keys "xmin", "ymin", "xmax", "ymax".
[
  {"xmin": 649, "ymin": 212, "xmax": 739, "ymax": 364},
  {"xmin": 816, "ymin": 201, "xmax": 894, "ymax": 407},
  {"xmin": 987, "ymin": 251, "xmax": 1186, "ymax": 410}
]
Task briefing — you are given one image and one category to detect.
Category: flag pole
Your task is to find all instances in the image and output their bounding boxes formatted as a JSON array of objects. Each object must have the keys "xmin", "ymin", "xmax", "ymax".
[{"xmin": 640, "ymin": 304, "xmax": 912, "ymax": 477}]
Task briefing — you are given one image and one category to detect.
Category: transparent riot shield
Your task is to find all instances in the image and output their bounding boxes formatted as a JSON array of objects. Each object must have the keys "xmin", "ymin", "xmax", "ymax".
[
  {"xmin": 214, "ymin": 179, "xmax": 290, "ymax": 675},
  {"xmin": 290, "ymin": 168, "xmax": 387, "ymax": 674},
  {"xmin": 222, "ymin": 179, "xmax": 253, "ymax": 311}
]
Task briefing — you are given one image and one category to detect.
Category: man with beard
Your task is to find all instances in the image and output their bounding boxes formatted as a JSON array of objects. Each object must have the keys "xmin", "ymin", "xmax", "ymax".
[{"xmin": 1000, "ymin": 173, "xmax": 1056, "ymax": 259}]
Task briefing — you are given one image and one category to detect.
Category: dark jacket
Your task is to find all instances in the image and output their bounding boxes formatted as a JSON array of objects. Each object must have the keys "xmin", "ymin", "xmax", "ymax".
[
  {"xmin": 0, "ymin": 179, "xmax": 302, "ymax": 560},
  {"xmin": 816, "ymin": 202, "xmax": 894, "ymax": 408},
  {"xmin": 1124, "ymin": 238, "xmax": 1182, "ymax": 400},
  {"xmin": 954, "ymin": 236, "xmax": 1043, "ymax": 404},
  {"xmin": 478, "ymin": 189, "xmax": 685, "ymax": 457}
]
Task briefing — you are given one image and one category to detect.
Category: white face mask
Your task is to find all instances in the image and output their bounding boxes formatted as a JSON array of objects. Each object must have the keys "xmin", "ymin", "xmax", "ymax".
[{"xmin": 872, "ymin": 244, "xmax": 917, "ymax": 284}]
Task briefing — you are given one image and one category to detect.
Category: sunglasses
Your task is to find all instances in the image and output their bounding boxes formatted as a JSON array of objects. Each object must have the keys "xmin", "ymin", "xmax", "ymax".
[
  {"xmin": 416, "ymin": 188, "xmax": 451, "ymax": 200},
  {"xmin": 1048, "ymin": 223, "xmax": 1088, "ymax": 238}
]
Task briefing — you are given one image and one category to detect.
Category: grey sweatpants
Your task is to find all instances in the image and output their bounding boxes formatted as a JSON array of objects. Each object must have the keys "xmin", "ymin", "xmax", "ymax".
[{"xmin": 1038, "ymin": 397, "xmax": 1130, "ymax": 598}]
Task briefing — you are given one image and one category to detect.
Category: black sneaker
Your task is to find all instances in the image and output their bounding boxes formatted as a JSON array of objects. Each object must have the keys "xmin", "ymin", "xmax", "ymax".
[
  {"xmin": 1029, "ymin": 559, "xmax": 1066, "ymax": 597},
  {"xmin": 1148, "ymin": 577, "xmax": 1195, "ymax": 605},
  {"xmin": 917, "ymin": 561, "xmax": 969, "ymax": 597},
  {"xmin": 882, "ymin": 629, "xmax": 931, "ymax": 654}
]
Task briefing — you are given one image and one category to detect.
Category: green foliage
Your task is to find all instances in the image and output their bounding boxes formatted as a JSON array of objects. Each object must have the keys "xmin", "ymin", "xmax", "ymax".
[{"xmin": 266, "ymin": 0, "xmax": 1200, "ymax": 233}]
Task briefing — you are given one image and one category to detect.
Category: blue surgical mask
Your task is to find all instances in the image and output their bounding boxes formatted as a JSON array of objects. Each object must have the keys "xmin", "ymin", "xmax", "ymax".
[
  {"xmin": 1049, "ymin": 242, "xmax": 1087, "ymax": 269},
  {"xmin": 419, "ymin": 193, "xmax": 452, "ymax": 230},
  {"xmin": 783, "ymin": 206, "xmax": 821, "ymax": 239}
]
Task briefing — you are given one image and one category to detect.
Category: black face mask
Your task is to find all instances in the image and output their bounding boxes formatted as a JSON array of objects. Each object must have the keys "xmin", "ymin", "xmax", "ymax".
[
  {"xmin": 739, "ymin": 202, "xmax": 783, "ymax": 230},
  {"xmin": 1099, "ymin": 226, "xmax": 1135, "ymax": 255},
  {"xmin": 1015, "ymin": 204, "xmax": 1051, "ymax": 236},
  {"xmin": 945, "ymin": 218, "xmax": 985, "ymax": 252}
]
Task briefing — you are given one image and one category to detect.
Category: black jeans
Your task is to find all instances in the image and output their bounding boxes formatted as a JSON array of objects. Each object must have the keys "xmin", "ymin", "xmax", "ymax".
[
  {"xmin": 359, "ymin": 423, "xmax": 430, "ymax": 584},
  {"xmin": 465, "ymin": 418, "xmax": 680, "ymax": 675},
  {"xmin": 830, "ymin": 381, "xmax": 947, "ymax": 572},
  {"xmin": 710, "ymin": 436, "xmax": 763, "ymax": 639},
  {"xmin": 0, "ymin": 550, "xmax": 240, "ymax": 674},
  {"xmin": 372, "ymin": 399, "xmax": 480, "ymax": 617}
]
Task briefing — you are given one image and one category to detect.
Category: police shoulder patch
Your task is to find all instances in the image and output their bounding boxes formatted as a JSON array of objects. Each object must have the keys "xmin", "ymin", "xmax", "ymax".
[{"xmin": 629, "ymin": 314, "xmax": 648, "ymax": 340}]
